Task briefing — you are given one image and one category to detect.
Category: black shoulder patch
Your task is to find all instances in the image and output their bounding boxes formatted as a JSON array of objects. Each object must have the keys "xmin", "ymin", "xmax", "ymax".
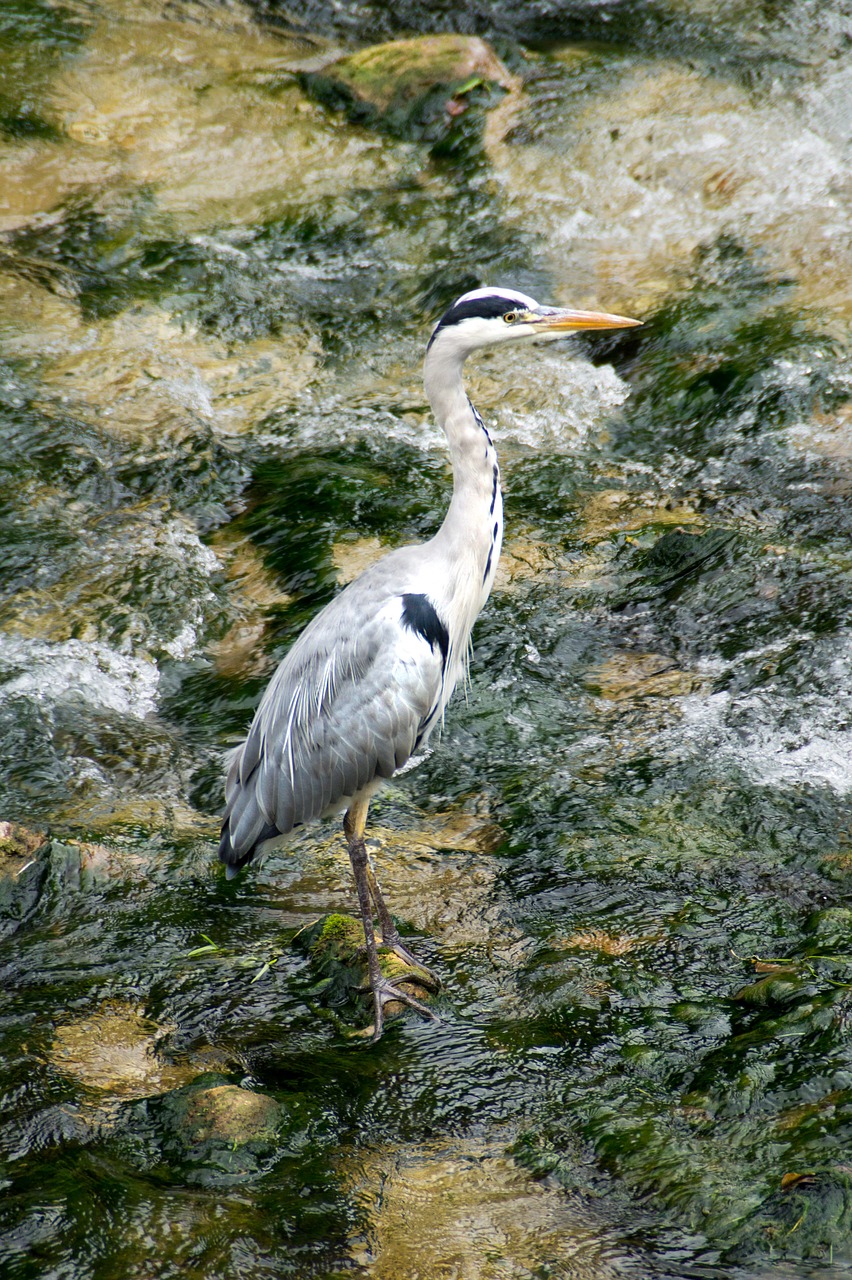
[{"xmin": 400, "ymin": 593, "xmax": 449, "ymax": 670}]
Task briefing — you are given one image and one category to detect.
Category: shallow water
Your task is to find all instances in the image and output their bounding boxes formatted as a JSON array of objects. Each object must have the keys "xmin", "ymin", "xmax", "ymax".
[{"xmin": 2, "ymin": 1, "xmax": 852, "ymax": 1276}]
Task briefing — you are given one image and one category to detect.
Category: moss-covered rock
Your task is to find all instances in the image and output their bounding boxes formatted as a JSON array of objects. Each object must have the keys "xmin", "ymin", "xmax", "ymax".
[
  {"xmin": 173, "ymin": 1081, "xmax": 282, "ymax": 1148},
  {"xmin": 301, "ymin": 35, "xmax": 518, "ymax": 144},
  {"xmin": 295, "ymin": 911, "xmax": 437, "ymax": 1028}
]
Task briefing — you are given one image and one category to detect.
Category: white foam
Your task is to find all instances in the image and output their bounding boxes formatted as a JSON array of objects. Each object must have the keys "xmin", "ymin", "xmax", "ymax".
[
  {"xmin": 0, "ymin": 635, "xmax": 159, "ymax": 719},
  {"xmin": 493, "ymin": 355, "xmax": 631, "ymax": 450},
  {"xmin": 672, "ymin": 635, "xmax": 852, "ymax": 794}
]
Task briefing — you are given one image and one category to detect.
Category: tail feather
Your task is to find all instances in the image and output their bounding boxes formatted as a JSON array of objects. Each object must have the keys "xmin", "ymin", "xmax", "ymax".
[{"xmin": 218, "ymin": 815, "xmax": 279, "ymax": 877}]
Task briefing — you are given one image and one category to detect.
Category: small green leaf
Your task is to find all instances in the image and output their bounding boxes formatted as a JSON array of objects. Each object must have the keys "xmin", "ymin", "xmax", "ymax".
[
  {"xmin": 453, "ymin": 75, "xmax": 483, "ymax": 96},
  {"xmin": 251, "ymin": 956, "xmax": 279, "ymax": 984},
  {"xmin": 187, "ymin": 934, "xmax": 221, "ymax": 957}
]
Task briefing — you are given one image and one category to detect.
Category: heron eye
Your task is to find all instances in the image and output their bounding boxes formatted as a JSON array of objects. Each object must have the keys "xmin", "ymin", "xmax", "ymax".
[{"xmin": 503, "ymin": 311, "xmax": 518, "ymax": 324}]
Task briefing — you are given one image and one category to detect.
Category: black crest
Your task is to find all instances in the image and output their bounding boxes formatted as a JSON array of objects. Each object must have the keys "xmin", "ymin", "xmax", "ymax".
[{"xmin": 428, "ymin": 289, "xmax": 533, "ymax": 347}]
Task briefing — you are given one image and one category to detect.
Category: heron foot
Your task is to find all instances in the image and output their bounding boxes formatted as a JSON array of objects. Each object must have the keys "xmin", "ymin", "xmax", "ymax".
[
  {"xmin": 359, "ymin": 974, "xmax": 439, "ymax": 1041},
  {"xmin": 355, "ymin": 935, "xmax": 441, "ymax": 993}
]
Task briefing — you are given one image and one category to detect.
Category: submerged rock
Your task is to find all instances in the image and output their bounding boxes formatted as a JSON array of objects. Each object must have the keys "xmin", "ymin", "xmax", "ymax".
[
  {"xmin": 728, "ymin": 1167, "xmax": 852, "ymax": 1265},
  {"xmin": 585, "ymin": 651, "xmax": 705, "ymax": 702},
  {"xmin": 578, "ymin": 489, "xmax": 701, "ymax": 544},
  {"xmin": 0, "ymin": 0, "xmax": 412, "ymax": 238},
  {"xmin": 50, "ymin": 1002, "xmax": 196, "ymax": 1099},
  {"xmin": 282, "ymin": 807, "xmax": 507, "ymax": 949},
  {"xmin": 142, "ymin": 1073, "xmax": 330, "ymax": 1186},
  {"xmin": 0, "ymin": 278, "xmax": 319, "ymax": 439},
  {"xmin": 331, "ymin": 534, "xmax": 385, "ymax": 585},
  {"xmin": 346, "ymin": 1138, "xmax": 630, "ymax": 1279},
  {"xmin": 206, "ymin": 528, "xmax": 294, "ymax": 679},
  {"xmin": 490, "ymin": 50, "xmax": 852, "ymax": 327}
]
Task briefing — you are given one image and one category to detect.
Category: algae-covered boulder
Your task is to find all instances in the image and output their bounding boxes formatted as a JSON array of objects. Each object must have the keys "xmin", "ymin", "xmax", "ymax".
[
  {"xmin": 150, "ymin": 1073, "xmax": 287, "ymax": 1184},
  {"xmin": 301, "ymin": 35, "xmax": 518, "ymax": 143},
  {"xmin": 166, "ymin": 1076, "xmax": 282, "ymax": 1148},
  {"xmin": 727, "ymin": 1168, "xmax": 852, "ymax": 1265},
  {"xmin": 295, "ymin": 912, "xmax": 438, "ymax": 1033}
]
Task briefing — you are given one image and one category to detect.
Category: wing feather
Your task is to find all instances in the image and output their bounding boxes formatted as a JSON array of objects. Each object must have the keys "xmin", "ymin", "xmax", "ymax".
[{"xmin": 220, "ymin": 583, "xmax": 446, "ymax": 869}]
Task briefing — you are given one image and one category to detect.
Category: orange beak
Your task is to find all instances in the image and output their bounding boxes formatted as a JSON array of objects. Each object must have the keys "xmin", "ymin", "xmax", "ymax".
[{"xmin": 524, "ymin": 307, "xmax": 642, "ymax": 333}]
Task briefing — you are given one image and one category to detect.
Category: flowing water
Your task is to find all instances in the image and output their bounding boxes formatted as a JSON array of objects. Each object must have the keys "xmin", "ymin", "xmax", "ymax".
[{"xmin": 2, "ymin": 1, "xmax": 852, "ymax": 1276}]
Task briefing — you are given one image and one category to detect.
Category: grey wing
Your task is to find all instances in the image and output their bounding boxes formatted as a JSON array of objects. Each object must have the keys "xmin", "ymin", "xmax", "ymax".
[{"xmin": 219, "ymin": 590, "xmax": 445, "ymax": 869}]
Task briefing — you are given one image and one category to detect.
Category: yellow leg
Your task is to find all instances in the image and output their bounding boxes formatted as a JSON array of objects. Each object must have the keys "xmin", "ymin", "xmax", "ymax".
[{"xmin": 343, "ymin": 794, "xmax": 370, "ymax": 843}]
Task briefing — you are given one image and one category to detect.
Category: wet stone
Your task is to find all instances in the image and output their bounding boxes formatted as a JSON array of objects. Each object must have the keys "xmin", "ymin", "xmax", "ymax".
[
  {"xmin": 26, "ymin": 0, "xmax": 404, "ymax": 232},
  {"xmin": 492, "ymin": 49, "xmax": 852, "ymax": 324},
  {"xmin": 295, "ymin": 912, "xmax": 437, "ymax": 1031},
  {"xmin": 49, "ymin": 1002, "xmax": 196, "ymax": 1099},
  {"xmin": 301, "ymin": 34, "xmax": 518, "ymax": 143},
  {"xmin": 493, "ymin": 535, "xmax": 556, "ymax": 592},
  {"xmin": 96, "ymin": 1073, "xmax": 290, "ymax": 1187},
  {"xmin": 206, "ymin": 529, "xmax": 295, "ymax": 678},
  {"xmin": 0, "ymin": 290, "xmax": 320, "ymax": 440}
]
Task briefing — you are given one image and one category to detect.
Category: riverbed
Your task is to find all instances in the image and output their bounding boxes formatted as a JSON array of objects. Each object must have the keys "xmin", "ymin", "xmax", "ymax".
[{"xmin": 2, "ymin": 1, "xmax": 852, "ymax": 1275}]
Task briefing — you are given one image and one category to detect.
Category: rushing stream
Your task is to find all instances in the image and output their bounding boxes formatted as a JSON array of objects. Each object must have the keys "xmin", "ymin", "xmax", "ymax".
[{"xmin": 2, "ymin": 1, "xmax": 852, "ymax": 1276}]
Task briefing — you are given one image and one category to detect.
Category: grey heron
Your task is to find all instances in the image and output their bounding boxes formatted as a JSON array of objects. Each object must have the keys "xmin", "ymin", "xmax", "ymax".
[{"xmin": 219, "ymin": 286, "xmax": 640, "ymax": 1039}]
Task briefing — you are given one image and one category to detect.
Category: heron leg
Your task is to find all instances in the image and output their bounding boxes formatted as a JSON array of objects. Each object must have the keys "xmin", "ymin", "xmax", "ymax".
[
  {"xmin": 366, "ymin": 858, "xmax": 441, "ymax": 986},
  {"xmin": 344, "ymin": 805, "xmax": 438, "ymax": 1040},
  {"xmin": 344, "ymin": 796, "xmax": 398, "ymax": 942},
  {"xmin": 345, "ymin": 798, "xmax": 441, "ymax": 991}
]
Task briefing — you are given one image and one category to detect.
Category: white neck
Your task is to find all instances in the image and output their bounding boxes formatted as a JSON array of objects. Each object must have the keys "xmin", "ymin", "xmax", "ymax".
[{"xmin": 423, "ymin": 336, "xmax": 503, "ymax": 630}]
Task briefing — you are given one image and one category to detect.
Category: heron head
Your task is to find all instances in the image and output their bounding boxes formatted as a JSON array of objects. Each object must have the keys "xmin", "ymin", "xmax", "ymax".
[{"xmin": 428, "ymin": 286, "xmax": 641, "ymax": 355}]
